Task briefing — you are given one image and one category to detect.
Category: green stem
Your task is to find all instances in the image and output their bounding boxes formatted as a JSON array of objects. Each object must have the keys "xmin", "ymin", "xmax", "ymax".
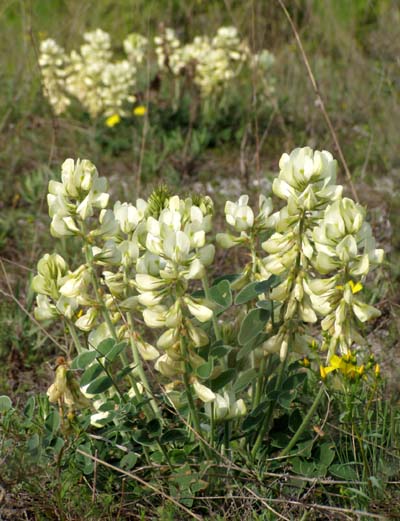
[
  {"xmin": 253, "ymin": 356, "xmax": 267, "ymax": 409},
  {"xmin": 280, "ymin": 385, "xmax": 325, "ymax": 457},
  {"xmin": 67, "ymin": 320, "xmax": 85, "ymax": 354},
  {"xmin": 127, "ymin": 312, "xmax": 162, "ymax": 420},
  {"xmin": 96, "ymin": 358, "xmax": 127, "ymax": 404},
  {"xmin": 157, "ymin": 441, "xmax": 174, "ymax": 471},
  {"xmin": 82, "ymin": 239, "xmax": 154, "ymax": 417},
  {"xmin": 251, "ymin": 346, "xmax": 289, "ymax": 458},
  {"xmin": 181, "ymin": 336, "xmax": 211, "ymax": 459}
]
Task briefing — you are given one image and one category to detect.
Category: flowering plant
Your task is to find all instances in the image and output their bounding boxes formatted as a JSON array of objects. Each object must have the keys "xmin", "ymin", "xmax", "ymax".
[
  {"xmin": 38, "ymin": 26, "xmax": 275, "ymax": 121},
  {"xmin": 33, "ymin": 147, "xmax": 383, "ymax": 463}
]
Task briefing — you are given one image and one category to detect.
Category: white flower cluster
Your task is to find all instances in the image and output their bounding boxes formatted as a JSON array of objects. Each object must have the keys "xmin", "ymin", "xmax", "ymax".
[
  {"xmin": 123, "ymin": 33, "xmax": 148, "ymax": 64},
  {"xmin": 216, "ymin": 194, "xmax": 273, "ymax": 289},
  {"xmin": 219, "ymin": 147, "xmax": 384, "ymax": 361},
  {"xmin": 39, "ymin": 26, "xmax": 275, "ymax": 117},
  {"xmin": 33, "ymin": 159, "xmax": 222, "ymax": 407},
  {"xmin": 137, "ymin": 195, "xmax": 215, "ymax": 385},
  {"xmin": 38, "ymin": 38, "xmax": 70, "ymax": 115},
  {"xmin": 155, "ymin": 26, "xmax": 253, "ymax": 96},
  {"xmin": 39, "ymin": 29, "xmax": 136, "ymax": 118}
]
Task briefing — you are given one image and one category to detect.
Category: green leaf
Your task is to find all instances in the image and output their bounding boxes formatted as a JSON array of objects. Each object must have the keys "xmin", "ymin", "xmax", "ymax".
[
  {"xmin": 150, "ymin": 450, "xmax": 164, "ymax": 464},
  {"xmin": 71, "ymin": 350, "xmax": 97, "ymax": 370},
  {"xmin": 256, "ymin": 300, "xmax": 272, "ymax": 310},
  {"xmin": 27, "ymin": 433, "xmax": 40, "ymax": 454},
  {"xmin": 133, "ymin": 429, "xmax": 155, "ymax": 447},
  {"xmin": 147, "ymin": 418, "xmax": 162, "ymax": 438},
  {"xmin": 160, "ymin": 429, "xmax": 187, "ymax": 444},
  {"xmin": 196, "ymin": 358, "xmax": 214, "ymax": 379},
  {"xmin": 120, "ymin": 452, "xmax": 138, "ymax": 470},
  {"xmin": 238, "ymin": 308, "xmax": 270, "ymax": 345},
  {"xmin": 237, "ymin": 332, "xmax": 268, "ymax": 360},
  {"xmin": 210, "ymin": 344, "xmax": 232, "ymax": 358},
  {"xmin": 233, "ymin": 369, "xmax": 258, "ymax": 393},
  {"xmin": 242, "ymin": 400, "xmax": 269, "ymax": 432},
  {"xmin": 278, "ymin": 390, "xmax": 296, "ymax": 409},
  {"xmin": 0, "ymin": 395, "xmax": 12, "ymax": 413},
  {"xmin": 282, "ymin": 372, "xmax": 307, "ymax": 391},
  {"xmin": 45, "ymin": 409, "xmax": 60, "ymax": 435},
  {"xmin": 77, "ymin": 443, "xmax": 94, "ymax": 475},
  {"xmin": 235, "ymin": 276, "xmax": 279, "ymax": 305},
  {"xmin": 235, "ymin": 281, "xmax": 260, "ymax": 305},
  {"xmin": 24, "ymin": 396, "xmax": 35, "ymax": 420},
  {"xmin": 169, "ymin": 449, "xmax": 187, "ymax": 465},
  {"xmin": 212, "ymin": 274, "xmax": 239, "ymax": 285},
  {"xmin": 210, "ymin": 369, "xmax": 236, "ymax": 391},
  {"xmin": 291, "ymin": 457, "xmax": 318, "ymax": 477},
  {"xmin": 255, "ymin": 276, "xmax": 279, "ymax": 293},
  {"xmin": 80, "ymin": 362, "xmax": 103, "ymax": 387},
  {"xmin": 96, "ymin": 338, "xmax": 115, "ymax": 356},
  {"xmin": 319, "ymin": 443, "xmax": 335, "ymax": 467},
  {"xmin": 209, "ymin": 280, "xmax": 232, "ymax": 310},
  {"xmin": 329, "ymin": 463, "xmax": 358, "ymax": 481},
  {"xmin": 85, "ymin": 375, "xmax": 113, "ymax": 395},
  {"xmin": 242, "ymin": 411, "xmax": 264, "ymax": 432},
  {"xmin": 116, "ymin": 365, "xmax": 135, "ymax": 382},
  {"xmin": 295, "ymin": 439, "xmax": 314, "ymax": 458},
  {"xmin": 105, "ymin": 341, "xmax": 128, "ymax": 362}
]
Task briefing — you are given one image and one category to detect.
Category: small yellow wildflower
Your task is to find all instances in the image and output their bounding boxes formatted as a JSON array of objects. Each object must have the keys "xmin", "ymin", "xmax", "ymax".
[
  {"xmin": 133, "ymin": 105, "xmax": 147, "ymax": 116},
  {"xmin": 320, "ymin": 365, "xmax": 327, "ymax": 379},
  {"xmin": 301, "ymin": 357, "xmax": 310, "ymax": 368},
  {"xmin": 349, "ymin": 280, "xmax": 363, "ymax": 294},
  {"xmin": 374, "ymin": 363, "xmax": 380, "ymax": 377},
  {"xmin": 105, "ymin": 114, "xmax": 121, "ymax": 127}
]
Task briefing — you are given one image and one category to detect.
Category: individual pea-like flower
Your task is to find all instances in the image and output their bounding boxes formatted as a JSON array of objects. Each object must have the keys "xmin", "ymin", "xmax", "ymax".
[
  {"xmin": 34, "ymin": 294, "xmax": 58, "ymax": 321},
  {"xmin": 192, "ymin": 378, "xmax": 216, "ymax": 403},
  {"xmin": 31, "ymin": 253, "xmax": 68, "ymax": 299},
  {"xmin": 114, "ymin": 201, "xmax": 144, "ymax": 234},
  {"xmin": 74, "ymin": 307, "xmax": 98, "ymax": 332},
  {"xmin": 59, "ymin": 264, "xmax": 91, "ymax": 299},
  {"xmin": 217, "ymin": 194, "xmax": 273, "ymax": 249},
  {"xmin": 47, "ymin": 359, "xmax": 90, "ymax": 410},
  {"xmin": 225, "ymin": 195, "xmax": 254, "ymax": 232},
  {"xmin": 205, "ymin": 391, "xmax": 247, "ymax": 420}
]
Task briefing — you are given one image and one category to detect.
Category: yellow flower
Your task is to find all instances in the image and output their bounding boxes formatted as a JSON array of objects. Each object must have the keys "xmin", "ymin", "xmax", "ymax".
[
  {"xmin": 374, "ymin": 363, "xmax": 380, "ymax": 377},
  {"xmin": 105, "ymin": 114, "xmax": 121, "ymax": 127},
  {"xmin": 133, "ymin": 105, "xmax": 147, "ymax": 117},
  {"xmin": 322, "ymin": 354, "xmax": 366, "ymax": 381},
  {"xmin": 301, "ymin": 357, "xmax": 310, "ymax": 368},
  {"xmin": 349, "ymin": 280, "xmax": 363, "ymax": 294}
]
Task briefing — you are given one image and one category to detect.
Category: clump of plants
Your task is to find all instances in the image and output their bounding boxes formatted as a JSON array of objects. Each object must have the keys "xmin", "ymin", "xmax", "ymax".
[
  {"xmin": 30, "ymin": 147, "xmax": 382, "ymax": 447},
  {"xmin": 38, "ymin": 26, "xmax": 275, "ymax": 123},
  {"xmin": 1, "ymin": 147, "xmax": 397, "ymax": 516}
]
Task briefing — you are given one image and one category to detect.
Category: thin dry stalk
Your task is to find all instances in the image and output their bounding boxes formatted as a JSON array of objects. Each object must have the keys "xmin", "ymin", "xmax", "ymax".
[
  {"xmin": 276, "ymin": 0, "xmax": 359, "ymax": 203},
  {"xmin": 75, "ymin": 449, "xmax": 203, "ymax": 521},
  {"xmin": 0, "ymin": 260, "xmax": 67, "ymax": 354}
]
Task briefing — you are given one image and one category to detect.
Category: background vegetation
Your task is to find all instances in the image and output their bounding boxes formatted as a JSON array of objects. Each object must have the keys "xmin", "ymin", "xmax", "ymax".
[{"xmin": 0, "ymin": 0, "xmax": 399, "ymax": 519}]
